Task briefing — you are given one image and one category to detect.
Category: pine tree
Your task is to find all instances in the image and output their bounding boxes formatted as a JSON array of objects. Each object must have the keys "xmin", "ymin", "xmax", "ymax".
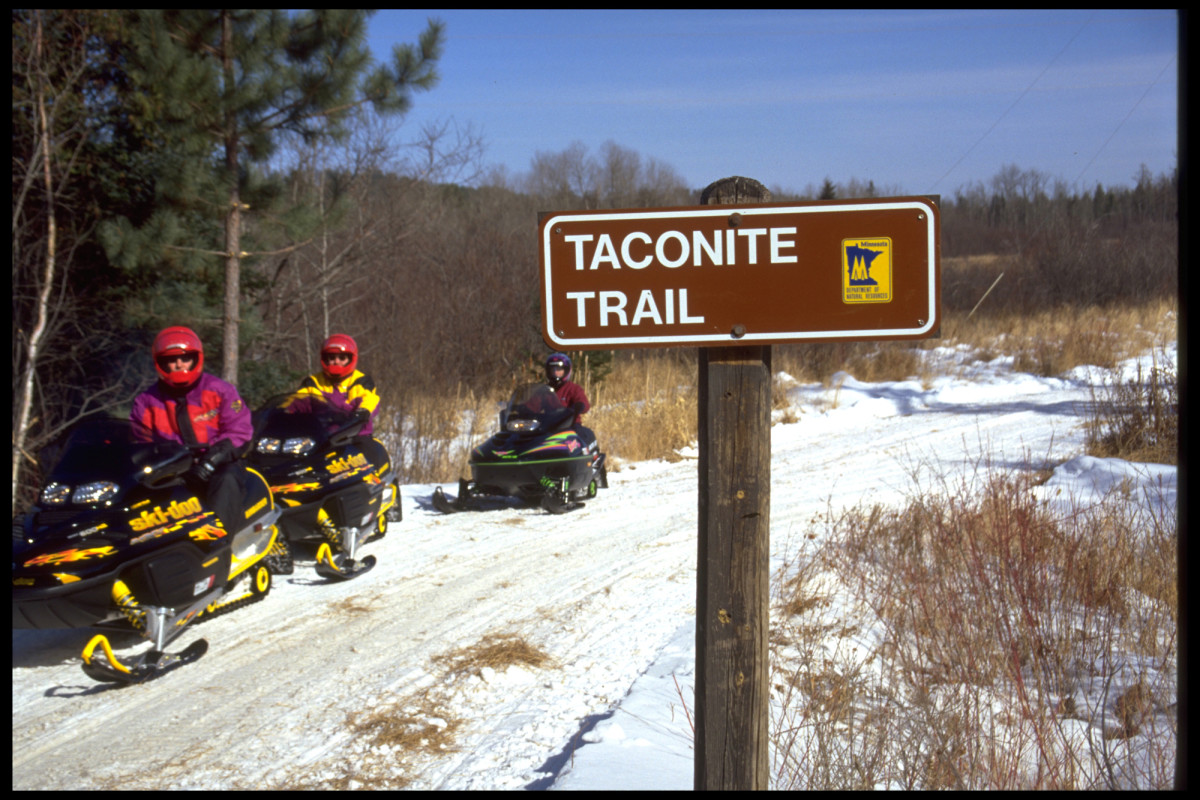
[{"xmin": 101, "ymin": 10, "xmax": 444, "ymax": 382}]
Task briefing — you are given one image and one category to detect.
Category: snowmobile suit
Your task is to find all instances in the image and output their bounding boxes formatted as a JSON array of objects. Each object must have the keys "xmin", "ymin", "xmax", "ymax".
[
  {"xmin": 551, "ymin": 380, "xmax": 590, "ymax": 427},
  {"xmin": 291, "ymin": 369, "xmax": 381, "ymax": 436},
  {"xmin": 131, "ymin": 372, "xmax": 252, "ymax": 449},
  {"xmin": 130, "ymin": 372, "xmax": 253, "ymax": 533},
  {"xmin": 550, "ymin": 379, "xmax": 595, "ymax": 448}
]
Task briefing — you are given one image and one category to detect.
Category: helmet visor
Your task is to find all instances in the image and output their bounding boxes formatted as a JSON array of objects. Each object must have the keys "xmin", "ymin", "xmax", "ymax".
[{"xmin": 156, "ymin": 353, "xmax": 198, "ymax": 373}]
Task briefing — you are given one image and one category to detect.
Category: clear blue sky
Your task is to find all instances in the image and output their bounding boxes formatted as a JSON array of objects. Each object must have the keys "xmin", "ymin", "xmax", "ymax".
[{"xmin": 365, "ymin": 9, "xmax": 1178, "ymax": 196}]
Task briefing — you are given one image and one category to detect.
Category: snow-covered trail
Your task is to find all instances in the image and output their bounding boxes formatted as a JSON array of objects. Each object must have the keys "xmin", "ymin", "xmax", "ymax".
[{"xmin": 12, "ymin": 363, "xmax": 1097, "ymax": 790}]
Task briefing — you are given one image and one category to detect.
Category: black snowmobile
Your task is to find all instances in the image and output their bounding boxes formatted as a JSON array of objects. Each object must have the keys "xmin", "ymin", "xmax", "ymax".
[
  {"xmin": 12, "ymin": 418, "xmax": 281, "ymax": 684},
  {"xmin": 246, "ymin": 393, "xmax": 400, "ymax": 581},
  {"xmin": 432, "ymin": 383, "xmax": 607, "ymax": 514}
]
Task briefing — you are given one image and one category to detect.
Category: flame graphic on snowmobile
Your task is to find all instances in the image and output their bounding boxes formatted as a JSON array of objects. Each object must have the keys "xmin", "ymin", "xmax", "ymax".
[
  {"xmin": 12, "ymin": 418, "xmax": 280, "ymax": 684},
  {"xmin": 247, "ymin": 393, "xmax": 400, "ymax": 581}
]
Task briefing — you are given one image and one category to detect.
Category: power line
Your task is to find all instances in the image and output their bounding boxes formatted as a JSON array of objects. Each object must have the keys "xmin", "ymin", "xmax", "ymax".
[
  {"xmin": 1072, "ymin": 54, "xmax": 1176, "ymax": 191},
  {"xmin": 928, "ymin": 12, "xmax": 1093, "ymax": 193}
]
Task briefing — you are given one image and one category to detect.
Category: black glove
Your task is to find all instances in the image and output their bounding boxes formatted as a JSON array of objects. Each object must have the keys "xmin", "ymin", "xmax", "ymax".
[
  {"xmin": 191, "ymin": 439, "xmax": 234, "ymax": 481},
  {"xmin": 354, "ymin": 408, "xmax": 370, "ymax": 423},
  {"xmin": 571, "ymin": 402, "xmax": 586, "ymax": 414}
]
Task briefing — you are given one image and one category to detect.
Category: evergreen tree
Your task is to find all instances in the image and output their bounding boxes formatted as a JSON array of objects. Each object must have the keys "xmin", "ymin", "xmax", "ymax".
[{"xmin": 101, "ymin": 10, "xmax": 444, "ymax": 382}]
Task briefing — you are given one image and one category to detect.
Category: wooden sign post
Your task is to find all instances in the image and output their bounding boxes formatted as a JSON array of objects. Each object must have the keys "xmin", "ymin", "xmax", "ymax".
[
  {"xmin": 537, "ymin": 182, "xmax": 940, "ymax": 791},
  {"xmin": 694, "ymin": 177, "xmax": 772, "ymax": 790}
]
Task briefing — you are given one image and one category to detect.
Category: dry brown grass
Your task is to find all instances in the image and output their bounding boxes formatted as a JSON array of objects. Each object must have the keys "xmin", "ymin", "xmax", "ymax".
[
  {"xmin": 586, "ymin": 352, "xmax": 697, "ymax": 468},
  {"xmin": 1084, "ymin": 348, "xmax": 1178, "ymax": 465},
  {"xmin": 391, "ymin": 387, "xmax": 500, "ymax": 484},
  {"xmin": 276, "ymin": 630, "xmax": 552, "ymax": 790},
  {"xmin": 944, "ymin": 299, "xmax": 1175, "ymax": 377},
  {"xmin": 769, "ymin": 461, "xmax": 1178, "ymax": 790},
  {"xmin": 430, "ymin": 632, "xmax": 554, "ymax": 676},
  {"xmin": 389, "ymin": 241, "xmax": 1175, "ymax": 479}
]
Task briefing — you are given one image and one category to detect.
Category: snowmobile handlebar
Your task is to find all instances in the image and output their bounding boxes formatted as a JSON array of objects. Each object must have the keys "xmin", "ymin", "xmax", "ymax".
[{"xmin": 136, "ymin": 446, "xmax": 195, "ymax": 490}]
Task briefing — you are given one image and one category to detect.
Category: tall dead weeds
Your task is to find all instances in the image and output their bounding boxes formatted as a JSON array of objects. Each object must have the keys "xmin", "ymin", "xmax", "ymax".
[{"xmin": 770, "ymin": 462, "xmax": 1177, "ymax": 789}]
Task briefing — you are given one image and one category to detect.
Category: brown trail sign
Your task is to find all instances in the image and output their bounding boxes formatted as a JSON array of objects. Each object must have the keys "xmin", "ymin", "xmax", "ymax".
[
  {"xmin": 539, "ymin": 179, "xmax": 941, "ymax": 790},
  {"xmin": 540, "ymin": 193, "xmax": 940, "ymax": 349}
]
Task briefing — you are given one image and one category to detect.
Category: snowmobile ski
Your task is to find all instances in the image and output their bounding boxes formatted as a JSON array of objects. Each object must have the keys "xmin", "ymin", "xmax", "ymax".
[
  {"xmin": 432, "ymin": 485, "xmax": 462, "ymax": 513},
  {"xmin": 435, "ymin": 384, "xmax": 607, "ymax": 515},
  {"xmin": 247, "ymin": 393, "xmax": 398, "ymax": 580},
  {"xmin": 540, "ymin": 493, "xmax": 582, "ymax": 514},
  {"xmin": 12, "ymin": 417, "xmax": 281, "ymax": 686},
  {"xmin": 80, "ymin": 634, "xmax": 209, "ymax": 685},
  {"xmin": 313, "ymin": 543, "xmax": 377, "ymax": 581},
  {"xmin": 431, "ymin": 480, "xmax": 527, "ymax": 514}
]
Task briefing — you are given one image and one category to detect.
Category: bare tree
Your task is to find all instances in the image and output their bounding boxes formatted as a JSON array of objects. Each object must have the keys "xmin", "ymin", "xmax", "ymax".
[
  {"xmin": 526, "ymin": 140, "xmax": 599, "ymax": 209},
  {"xmin": 598, "ymin": 140, "xmax": 641, "ymax": 208},
  {"xmin": 526, "ymin": 140, "xmax": 689, "ymax": 210},
  {"xmin": 12, "ymin": 11, "xmax": 130, "ymax": 508},
  {"xmin": 248, "ymin": 113, "xmax": 492, "ymax": 396}
]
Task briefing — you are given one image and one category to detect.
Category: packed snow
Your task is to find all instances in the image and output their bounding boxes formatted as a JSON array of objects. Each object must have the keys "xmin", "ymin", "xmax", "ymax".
[{"xmin": 12, "ymin": 342, "xmax": 1177, "ymax": 790}]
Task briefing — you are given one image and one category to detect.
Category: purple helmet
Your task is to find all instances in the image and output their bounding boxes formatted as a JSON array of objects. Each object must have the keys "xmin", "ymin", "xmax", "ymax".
[{"xmin": 545, "ymin": 352, "xmax": 572, "ymax": 388}]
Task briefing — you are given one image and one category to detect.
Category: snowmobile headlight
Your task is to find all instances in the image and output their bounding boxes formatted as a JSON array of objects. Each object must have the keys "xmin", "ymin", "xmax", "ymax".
[
  {"xmin": 506, "ymin": 418, "xmax": 540, "ymax": 433},
  {"xmin": 256, "ymin": 437, "xmax": 282, "ymax": 454},
  {"xmin": 40, "ymin": 481, "xmax": 71, "ymax": 506},
  {"xmin": 282, "ymin": 437, "xmax": 315, "ymax": 456},
  {"xmin": 72, "ymin": 481, "xmax": 120, "ymax": 505}
]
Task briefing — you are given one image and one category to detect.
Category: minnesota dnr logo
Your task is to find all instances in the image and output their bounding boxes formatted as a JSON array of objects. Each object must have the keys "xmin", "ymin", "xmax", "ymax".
[{"xmin": 842, "ymin": 237, "xmax": 892, "ymax": 304}]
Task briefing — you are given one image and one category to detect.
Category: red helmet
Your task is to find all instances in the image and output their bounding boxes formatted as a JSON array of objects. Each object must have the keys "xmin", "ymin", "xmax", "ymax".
[
  {"xmin": 320, "ymin": 334, "xmax": 358, "ymax": 380},
  {"xmin": 153, "ymin": 326, "xmax": 204, "ymax": 388}
]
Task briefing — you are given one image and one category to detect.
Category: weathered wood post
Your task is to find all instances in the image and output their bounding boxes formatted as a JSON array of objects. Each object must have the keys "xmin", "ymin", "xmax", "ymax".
[
  {"xmin": 695, "ymin": 176, "xmax": 772, "ymax": 790},
  {"xmin": 537, "ymin": 187, "xmax": 940, "ymax": 791}
]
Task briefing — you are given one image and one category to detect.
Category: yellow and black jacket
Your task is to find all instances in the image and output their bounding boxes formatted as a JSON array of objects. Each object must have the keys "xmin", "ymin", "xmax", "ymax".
[{"xmin": 292, "ymin": 369, "xmax": 381, "ymax": 435}]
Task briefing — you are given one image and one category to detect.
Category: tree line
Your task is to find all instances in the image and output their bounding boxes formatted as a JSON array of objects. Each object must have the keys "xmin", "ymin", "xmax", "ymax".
[{"xmin": 12, "ymin": 9, "xmax": 1178, "ymax": 511}]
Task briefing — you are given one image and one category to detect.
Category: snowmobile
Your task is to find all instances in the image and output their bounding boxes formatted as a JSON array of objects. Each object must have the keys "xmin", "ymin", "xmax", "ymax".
[
  {"xmin": 12, "ymin": 418, "xmax": 281, "ymax": 684},
  {"xmin": 246, "ymin": 393, "xmax": 400, "ymax": 581},
  {"xmin": 432, "ymin": 383, "xmax": 607, "ymax": 514}
]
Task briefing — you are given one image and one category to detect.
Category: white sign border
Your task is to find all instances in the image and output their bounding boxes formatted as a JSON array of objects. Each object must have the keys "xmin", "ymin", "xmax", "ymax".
[{"xmin": 542, "ymin": 199, "xmax": 938, "ymax": 348}]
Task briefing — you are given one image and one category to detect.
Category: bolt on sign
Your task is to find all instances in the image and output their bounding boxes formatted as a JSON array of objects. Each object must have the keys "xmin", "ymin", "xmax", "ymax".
[{"xmin": 539, "ymin": 196, "xmax": 940, "ymax": 350}]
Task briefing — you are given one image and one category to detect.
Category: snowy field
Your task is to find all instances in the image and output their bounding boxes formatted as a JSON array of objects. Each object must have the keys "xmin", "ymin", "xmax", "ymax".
[{"xmin": 12, "ymin": 343, "xmax": 1177, "ymax": 790}]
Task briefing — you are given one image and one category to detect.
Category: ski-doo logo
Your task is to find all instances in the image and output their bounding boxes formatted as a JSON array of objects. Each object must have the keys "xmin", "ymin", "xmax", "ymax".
[
  {"xmin": 129, "ymin": 497, "xmax": 204, "ymax": 532},
  {"xmin": 326, "ymin": 453, "xmax": 368, "ymax": 475}
]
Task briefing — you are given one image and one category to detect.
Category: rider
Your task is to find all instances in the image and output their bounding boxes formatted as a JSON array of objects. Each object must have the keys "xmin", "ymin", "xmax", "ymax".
[
  {"xmin": 544, "ymin": 352, "xmax": 595, "ymax": 447},
  {"xmin": 130, "ymin": 326, "xmax": 253, "ymax": 533},
  {"xmin": 292, "ymin": 334, "xmax": 381, "ymax": 435}
]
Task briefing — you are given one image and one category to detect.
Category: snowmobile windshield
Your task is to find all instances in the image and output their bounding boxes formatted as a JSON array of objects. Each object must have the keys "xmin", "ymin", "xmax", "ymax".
[
  {"xmin": 504, "ymin": 384, "xmax": 572, "ymax": 433},
  {"xmin": 252, "ymin": 392, "xmax": 363, "ymax": 455},
  {"xmin": 40, "ymin": 417, "xmax": 189, "ymax": 503}
]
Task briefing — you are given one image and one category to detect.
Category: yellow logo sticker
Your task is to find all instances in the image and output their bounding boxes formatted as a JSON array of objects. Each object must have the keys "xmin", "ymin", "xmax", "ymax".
[
  {"xmin": 842, "ymin": 238, "xmax": 892, "ymax": 304},
  {"xmin": 129, "ymin": 497, "xmax": 205, "ymax": 532},
  {"xmin": 244, "ymin": 497, "xmax": 267, "ymax": 518},
  {"xmin": 326, "ymin": 452, "xmax": 368, "ymax": 475}
]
